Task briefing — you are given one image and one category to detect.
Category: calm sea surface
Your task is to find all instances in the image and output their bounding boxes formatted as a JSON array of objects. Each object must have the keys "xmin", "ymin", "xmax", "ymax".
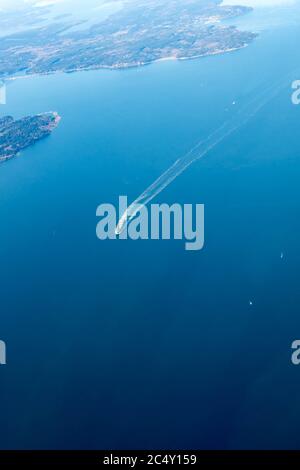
[{"xmin": 1, "ymin": 5, "xmax": 300, "ymax": 449}]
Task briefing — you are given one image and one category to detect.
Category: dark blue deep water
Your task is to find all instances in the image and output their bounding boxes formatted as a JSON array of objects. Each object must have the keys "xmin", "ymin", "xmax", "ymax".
[{"xmin": 1, "ymin": 4, "xmax": 300, "ymax": 450}]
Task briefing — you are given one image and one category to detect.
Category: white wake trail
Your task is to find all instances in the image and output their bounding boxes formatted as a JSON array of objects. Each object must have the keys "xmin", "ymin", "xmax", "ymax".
[{"xmin": 115, "ymin": 77, "xmax": 289, "ymax": 235}]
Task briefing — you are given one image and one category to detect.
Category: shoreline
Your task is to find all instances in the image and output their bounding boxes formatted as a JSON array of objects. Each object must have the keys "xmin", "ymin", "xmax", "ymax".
[
  {"xmin": 0, "ymin": 111, "xmax": 61, "ymax": 164},
  {"xmin": 2, "ymin": 41, "xmax": 254, "ymax": 84}
]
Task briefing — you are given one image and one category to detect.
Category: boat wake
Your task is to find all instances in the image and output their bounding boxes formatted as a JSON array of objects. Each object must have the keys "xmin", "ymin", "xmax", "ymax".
[{"xmin": 115, "ymin": 76, "xmax": 290, "ymax": 235}]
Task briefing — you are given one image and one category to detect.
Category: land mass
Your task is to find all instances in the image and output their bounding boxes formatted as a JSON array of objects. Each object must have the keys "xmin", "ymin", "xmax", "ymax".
[
  {"xmin": 0, "ymin": 1, "xmax": 256, "ymax": 164},
  {"xmin": 0, "ymin": 112, "xmax": 61, "ymax": 163},
  {"xmin": 0, "ymin": 0, "xmax": 257, "ymax": 79}
]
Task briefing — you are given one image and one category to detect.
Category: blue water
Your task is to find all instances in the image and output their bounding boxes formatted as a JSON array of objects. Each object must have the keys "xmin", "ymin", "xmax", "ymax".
[{"xmin": 1, "ymin": 5, "xmax": 300, "ymax": 450}]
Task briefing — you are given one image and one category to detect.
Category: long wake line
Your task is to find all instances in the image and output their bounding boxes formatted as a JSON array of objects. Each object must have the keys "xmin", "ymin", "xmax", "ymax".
[{"xmin": 115, "ymin": 75, "xmax": 291, "ymax": 235}]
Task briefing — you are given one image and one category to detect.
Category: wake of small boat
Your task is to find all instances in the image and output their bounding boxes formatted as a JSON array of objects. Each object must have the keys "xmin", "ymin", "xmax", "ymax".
[{"xmin": 115, "ymin": 75, "xmax": 290, "ymax": 235}]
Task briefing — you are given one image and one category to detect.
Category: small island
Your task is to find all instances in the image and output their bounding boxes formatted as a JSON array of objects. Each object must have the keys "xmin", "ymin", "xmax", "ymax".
[{"xmin": 0, "ymin": 112, "xmax": 60, "ymax": 163}]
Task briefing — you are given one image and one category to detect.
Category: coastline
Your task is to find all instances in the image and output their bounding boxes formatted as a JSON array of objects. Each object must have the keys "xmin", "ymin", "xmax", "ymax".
[
  {"xmin": 0, "ymin": 111, "xmax": 61, "ymax": 164},
  {"xmin": 3, "ymin": 41, "xmax": 255, "ymax": 84}
]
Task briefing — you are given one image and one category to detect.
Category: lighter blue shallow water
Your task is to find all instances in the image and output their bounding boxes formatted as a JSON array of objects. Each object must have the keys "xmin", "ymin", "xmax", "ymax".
[{"xmin": 1, "ymin": 5, "xmax": 300, "ymax": 449}]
